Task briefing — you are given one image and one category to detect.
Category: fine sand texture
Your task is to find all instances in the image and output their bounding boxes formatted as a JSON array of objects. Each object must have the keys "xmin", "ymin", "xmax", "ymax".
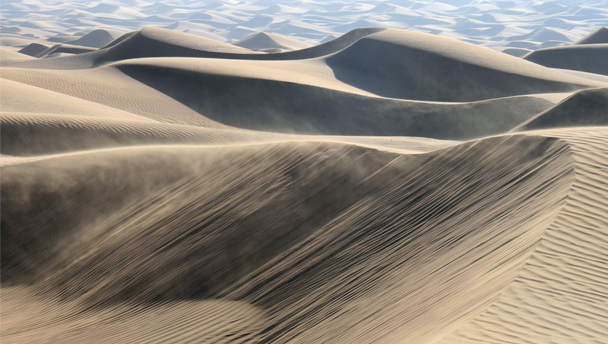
[{"xmin": 2, "ymin": 22, "xmax": 608, "ymax": 344}]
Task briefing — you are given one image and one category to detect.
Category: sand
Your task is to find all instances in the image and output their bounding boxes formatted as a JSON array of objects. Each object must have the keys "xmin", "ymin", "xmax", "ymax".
[{"xmin": 2, "ymin": 3, "xmax": 608, "ymax": 344}]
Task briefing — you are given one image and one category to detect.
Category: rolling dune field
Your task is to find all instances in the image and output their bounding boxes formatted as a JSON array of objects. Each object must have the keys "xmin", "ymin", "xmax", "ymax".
[{"xmin": 1, "ymin": 1, "xmax": 608, "ymax": 343}]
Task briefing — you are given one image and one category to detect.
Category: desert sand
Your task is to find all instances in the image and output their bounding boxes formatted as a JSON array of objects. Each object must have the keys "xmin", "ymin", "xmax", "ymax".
[{"xmin": 2, "ymin": 1, "xmax": 608, "ymax": 343}]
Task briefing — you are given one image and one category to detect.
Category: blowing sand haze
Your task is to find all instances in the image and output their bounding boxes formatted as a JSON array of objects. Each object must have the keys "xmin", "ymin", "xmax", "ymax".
[{"xmin": 1, "ymin": 0, "xmax": 608, "ymax": 343}]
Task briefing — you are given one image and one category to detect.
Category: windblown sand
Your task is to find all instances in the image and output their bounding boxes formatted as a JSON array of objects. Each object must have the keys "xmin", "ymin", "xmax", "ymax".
[{"xmin": 1, "ymin": 3, "xmax": 608, "ymax": 343}]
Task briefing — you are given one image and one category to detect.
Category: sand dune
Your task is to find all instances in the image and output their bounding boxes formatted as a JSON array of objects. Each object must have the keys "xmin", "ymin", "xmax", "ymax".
[
  {"xmin": 93, "ymin": 27, "xmax": 259, "ymax": 64},
  {"xmin": 442, "ymin": 128, "xmax": 608, "ymax": 343},
  {"xmin": 3, "ymin": 27, "xmax": 604, "ymax": 138},
  {"xmin": 2, "ymin": 11, "xmax": 608, "ymax": 344},
  {"xmin": 0, "ymin": 48, "xmax": 32, "ymax": 62},
  {"xmin": 524, "ymin": 44, "xmax": 608, "ymax": 76},
  {"xmin": 65, "ymin": 29, "xmax": 124, "ymax": 48},
  {"xmin": 325, "ymin": 29, "xmax": 603, "ymax": 101},
  {"xmin": 0, "ymin": 57, "xmax": 564, "ymax": 138},
  {"xmin": 111, "ymin": 58, "xmax": 564, "ymax": 137},
  {"xmin": 512, "ymin": 88, "xmax": 608, "ymax": 132},
  {"xmin": 0, "ymin": 67, "xmax": 228, "ymax": 127},
  {"xmin": 17, "ymin": 42, "xmax": 52, "ymax": 57},
  {"xmin": 576, "ymin": 26, "xmax": 608, "ymax": 44},
  {"xmin": 3, "ymin": 131, "xmax": 607, "ymax": 343},
  {"xmin": 234, "ymin": 32, "xmax": 313, "ymax": 52}
]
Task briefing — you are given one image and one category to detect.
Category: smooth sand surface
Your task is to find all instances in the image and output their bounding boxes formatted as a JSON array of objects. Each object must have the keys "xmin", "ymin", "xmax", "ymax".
[
  {"xmin": 524, "ymin": 44, "xmax": 608, "ymax": 76},
  {"xmin": 2, "ymin": 11, "xmax": 608, "ymax": 344},
  {"xmin": 234, "ymin": 32, "xmax": 313, "ymax": 52}
]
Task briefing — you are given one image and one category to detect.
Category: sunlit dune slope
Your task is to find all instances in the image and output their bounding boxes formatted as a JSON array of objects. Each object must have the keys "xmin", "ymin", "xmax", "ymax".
[
  {"xmin": 0, "ymin": 113, "xmax": 454, "ymax": 157},
  {"xmin": 0, "ymin": 68, "xmax": 229, "ymax": 127},
  {"xmin": 0, "ymin": 48, "xmax": 33, "ymax": 62},
  {"xmin": 441, "ymin": 128, "xmax": 608, "ymax": 343}
]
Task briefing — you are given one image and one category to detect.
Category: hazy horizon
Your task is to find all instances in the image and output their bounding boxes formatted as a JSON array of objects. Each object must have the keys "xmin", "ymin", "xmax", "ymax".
[{"xmin": 2, "ymin": 0, "xmax": 607, "ymax": 52}]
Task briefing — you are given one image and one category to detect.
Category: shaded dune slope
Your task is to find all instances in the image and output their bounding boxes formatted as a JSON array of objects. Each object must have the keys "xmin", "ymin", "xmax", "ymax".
[
  {"xmin": 513, "ymin": 87, "xmax": 608, "ymax": 132},
  {"xmin": 234, "ymin": 32, "xmax": 313, "ymax": 52},
  {"xmin": 17, "ymin": 42, "xmax": 52, "ymax": 57},
  {"xmin": 524, "ymin": 44, "xmax": 608, "ymax": 76},
  {"xmin": 2, "ymin": 133, "xmax": 586, "ymax": 343},
  {"xmin": 112, "ymin": 57, "xmax": 560, "ymax": 138},
  {"xmin": 66, "ymin": 29, "xmax": 124, "ymax": 48},
  {"xmin": 325, "ymin": 29, "xmax": 602, "ymax": 101},
  {"xmin": 2, "ymin": 57, "xmax": 574, "ymax": 139},
  {"xmin": 575, "ymin": 27, "xmax": 608, "ymax": 44}
]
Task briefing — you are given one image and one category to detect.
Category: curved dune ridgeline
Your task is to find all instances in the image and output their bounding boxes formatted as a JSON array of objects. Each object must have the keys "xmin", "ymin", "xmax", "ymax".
[
  {"xmin": 2, "ymin": 22, "xmax": 608, "ymax": 343},
  {"xmin": 512, "ymin": 87, "xmax": 608, "ymax": 132},
  {"xmin": 2, "ymin": 133, "xmax": 599, "ymax": 343}
]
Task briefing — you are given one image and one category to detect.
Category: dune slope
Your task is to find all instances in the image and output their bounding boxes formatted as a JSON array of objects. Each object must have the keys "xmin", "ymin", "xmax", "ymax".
[
  {"xmin": 326, "ymin": 29, "xmax": 602, "ymax": 101},
  {"xmin": 513, "ymin": 87, "xmax": 608, "ymax": 132},
  {"xmin": 441, "ymin": 128, "xmax": 608, "ymax": 343},
  {"xmin": 576, "ymin": 27, "xmax": 608, "ymax": 44},
  {"xmin": 2, "ymin": 24, "xmax": 608, "ymax": 344},
  {"xmin": 3, "ymin": 132, "xmax": 593, "ymax": 343},
  {"xmin": 524, "ymin": 44, "xmax": 608, "ymax": 76},
  {"xmin": 113, "ymin": 57, "xmax": 559, "ymax": 138}
]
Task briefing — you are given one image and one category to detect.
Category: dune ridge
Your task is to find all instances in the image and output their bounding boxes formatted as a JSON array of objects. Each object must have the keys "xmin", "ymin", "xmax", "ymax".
[
  {"xmin": 512, "ymin": 87, "xmax": 608, "ymax": 132},
  {"xmin": 5, "ymin": 130, "xmax": 608, "ymax": 342},
  {"xmin": 2, "ymin": 21, "xmax": 608, "ymax": 343},
  {"xmin": 3, "ymin": 134, "xmax": 568, "ymax": 342},
  {"xmin": 441, "ymin": 128, "xmax": 608, "ymax": 343},
  {"xmin": 234, "ymin": 32, "xmax": 313, "ymax": 52},
  {"xmin": 576, "ymin": 27, "xmax": 608, "ymax": 44},
  {"xmin": 524, "ymin": 44, "xmax": 608, "ymax": 76},
  {"xmin": 3, "ymin": 28, "xmax": 605, "ymax": 140}
]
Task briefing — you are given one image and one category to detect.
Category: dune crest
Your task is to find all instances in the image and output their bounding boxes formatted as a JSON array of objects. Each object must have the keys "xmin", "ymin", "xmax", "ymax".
[
  {"xmin": 234, "ymin": 32, "xmax": 313, "ymax": 52},
  {"xmin": 2, "ymin": 16, "xmax": 608, "ymax": 344},
  {"xmin": 576, "ymin": 27, "xmax": 608, "ymax": 44}
]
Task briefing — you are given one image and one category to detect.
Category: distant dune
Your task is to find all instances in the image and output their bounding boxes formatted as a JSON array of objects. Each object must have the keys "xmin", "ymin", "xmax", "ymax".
[
  {"xmin": 513, "ymin": 87, "xmax": 608, "ymax": 131},
  {"xmin": 2, "ymin": 27, "xmax": 603, "ymax": 139},
  {"xmin": 576, "ymin": 26, "xmax": 608, "ymax": 44},
  {"xmin": 65, "ymin": 29, "xmax": 125, "ymax": 48},
  {"xmin": 524, "ymin": 44, "xmax": 608, "ymax": 76},
  {"xmin": 2, "ymin": 3, "xmax": 608, "ymax": 343},
  {"xmin": 325, "ymin": 29, "xmax": 600, "ymax": 101},
  {"xmin": 234, "ymin": 32, "xmax": 313, "ymax": 52}
]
